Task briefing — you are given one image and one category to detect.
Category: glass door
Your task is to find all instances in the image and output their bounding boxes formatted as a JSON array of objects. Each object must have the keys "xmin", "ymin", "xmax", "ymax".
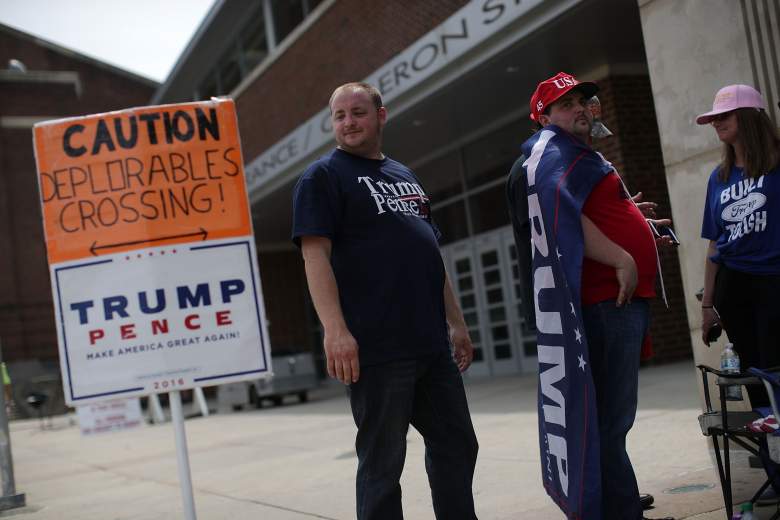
[
  {"xmin": 472, "ymin": 232, "xmax": 521, "ymax": 375},
  {"xmin": 500, "ymin": 227, "xmax": 538, "ymax": 373},
  {"xmin": 444, "ymin": 242, "xmax": 491, "ymax": 378},
  {"xmin": 442, "ymin": 225, "xmax": 542, "ymax": 377}
]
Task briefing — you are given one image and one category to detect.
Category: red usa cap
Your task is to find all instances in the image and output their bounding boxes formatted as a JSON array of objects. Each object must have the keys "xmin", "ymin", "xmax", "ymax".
[{"xmin": 529, "ymin": 72, "xmax": 599, "ymax": 121}]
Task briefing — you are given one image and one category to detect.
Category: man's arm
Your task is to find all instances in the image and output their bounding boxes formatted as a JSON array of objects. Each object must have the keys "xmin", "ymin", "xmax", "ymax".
[
  {"xmin": 581, "ymin": 215, "xmax": 637, "ymax": 307},
  {"xmin": 300, "ymin": 236, "xmax": 359, "ymax": 384},
  {"xmin": 443, "ymin": 270, "xmax": 474, "ymax": 372}
]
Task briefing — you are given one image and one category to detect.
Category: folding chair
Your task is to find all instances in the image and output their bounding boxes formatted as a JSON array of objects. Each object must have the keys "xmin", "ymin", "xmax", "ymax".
[
  {"xmin": 747, "ymin": 367, "xmax": 780, "ymax": 518},
  {"xmin": 696, "ymin": 364, "xmax": 777, "ymax": 519}
]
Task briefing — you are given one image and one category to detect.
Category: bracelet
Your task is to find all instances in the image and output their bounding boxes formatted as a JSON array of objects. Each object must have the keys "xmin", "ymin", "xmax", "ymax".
[{"xmin": 702, "ymin": 305, "xmax": 714, "ymax": 309}]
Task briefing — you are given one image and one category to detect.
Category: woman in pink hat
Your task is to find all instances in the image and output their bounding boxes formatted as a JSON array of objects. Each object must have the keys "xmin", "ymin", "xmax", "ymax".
[{"xmin": 698, "ymin": 84, "xmax": 780, "ymax": 407}]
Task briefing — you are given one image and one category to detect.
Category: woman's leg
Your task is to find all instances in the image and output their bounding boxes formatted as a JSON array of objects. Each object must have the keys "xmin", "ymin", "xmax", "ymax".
[{"xmin": 715, "ymin": 266, "xmax": 765, "ymax": 406}]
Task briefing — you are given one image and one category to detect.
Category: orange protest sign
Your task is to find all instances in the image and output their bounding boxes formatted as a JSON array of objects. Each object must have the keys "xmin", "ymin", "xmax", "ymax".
[{"xmin": 33, "ymin": 99, "xmax": 251, "ymax": 264}]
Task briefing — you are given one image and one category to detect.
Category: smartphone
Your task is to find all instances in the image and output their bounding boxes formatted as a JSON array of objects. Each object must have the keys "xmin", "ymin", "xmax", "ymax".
[{"xmin": 648, "ymin": 221, "xmax": 680, "ymax": 245}]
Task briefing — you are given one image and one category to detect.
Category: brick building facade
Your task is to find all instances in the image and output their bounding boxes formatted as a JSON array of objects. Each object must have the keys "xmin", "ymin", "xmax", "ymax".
[
  {"xmin": 1, "ymin": 0, "xmax": 695, "ymax": 410},
  {"xmin": 0, "ymin": 24, "xmax": 156, "ymax": 412},
  {"xmin": 236, "ymin": 0, "xmax": 469, "ymax": 160},
  {"xmin": 153, "ymin": 0, "xmax": 693, "ymax": 376}
]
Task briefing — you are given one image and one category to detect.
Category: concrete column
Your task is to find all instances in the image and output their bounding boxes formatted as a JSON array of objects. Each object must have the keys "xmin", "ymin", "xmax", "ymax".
[{"xmin": 638, "ymin": 0, "xmax": 755, "ymax": 376}]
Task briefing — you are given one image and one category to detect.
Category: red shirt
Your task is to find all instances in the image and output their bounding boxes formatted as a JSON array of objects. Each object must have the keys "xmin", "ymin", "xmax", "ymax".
[{"xmin": 581, "ymin": 172, "xmax": 657, "ymax": 305}]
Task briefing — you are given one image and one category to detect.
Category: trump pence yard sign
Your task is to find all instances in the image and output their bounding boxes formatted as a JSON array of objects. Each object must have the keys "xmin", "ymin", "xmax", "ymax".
[{"xmin": 33, "ymin": 99, "xmax": 271, "ymax": 405}]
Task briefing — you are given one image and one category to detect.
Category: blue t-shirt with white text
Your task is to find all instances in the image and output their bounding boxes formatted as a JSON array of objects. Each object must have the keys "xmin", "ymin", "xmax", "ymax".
[
  {"xmin": 291, "ymin": 148, "xmax": 449, "ymax": 366},
  {"xmin": 701, "ymin": 164, "xmax": 780, "ymax": 275}
]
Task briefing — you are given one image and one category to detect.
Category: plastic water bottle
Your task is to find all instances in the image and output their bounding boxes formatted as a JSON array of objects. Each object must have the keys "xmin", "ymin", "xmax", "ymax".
[
  {"xmin": 720, "ymin": 342, "xmax": 743, "ymax": 401},
  {"xmin": 739, "ymin": 501, "xmax": 755, "ymax": 519}
]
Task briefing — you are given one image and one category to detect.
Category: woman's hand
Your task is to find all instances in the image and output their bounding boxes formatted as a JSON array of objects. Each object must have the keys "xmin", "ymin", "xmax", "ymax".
[{"xmin": 701, "ymin": 307, "xmax": 721, "ymax": 346}]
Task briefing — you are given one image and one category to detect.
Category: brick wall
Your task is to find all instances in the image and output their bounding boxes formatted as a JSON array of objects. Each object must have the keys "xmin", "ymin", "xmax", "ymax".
[
  {"xmin": 0, "ymin": 126, "xmax": 58, "ymax": 361},
  {"xmin": 0, "ymin": 26, "xmax": 156, "ymax": 364},
  {"xmin": 236, "ymin": 0, "xmax": 468, "ymax": 363},
  {"xmin": 0, "ymin": 29, "xmax": 155, "ymax": 117},
  {"xmin": 234, "ymin": 5, "xmax": 693, "ymax": 364},
  {"xmin": 256, "ymin": 249, "xmax": 313, "ymax": 353},
  {"xmin": 592, "ymin": 75, "xmax": 693, "ymax": 363},
  {"xmin": 236, "ymin": 0, "xmax": 468, "ymax": 160}
]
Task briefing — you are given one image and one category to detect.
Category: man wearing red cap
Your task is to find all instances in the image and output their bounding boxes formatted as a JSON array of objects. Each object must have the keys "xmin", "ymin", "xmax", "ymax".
[{"xmin": 506, "ymin": 72, "xmax": 671, "ymax": 520}]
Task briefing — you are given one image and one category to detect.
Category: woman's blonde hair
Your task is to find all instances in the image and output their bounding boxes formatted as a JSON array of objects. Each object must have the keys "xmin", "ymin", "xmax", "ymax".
[{"xmin": 719, "ymin": 108, "xmax": 780, "ymax": 181}]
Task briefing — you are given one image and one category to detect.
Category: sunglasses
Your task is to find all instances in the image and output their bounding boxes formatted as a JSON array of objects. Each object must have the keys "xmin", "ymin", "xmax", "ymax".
[{"xmin": 710, "ymin": 112, "xmax": 734, "ymax": 122}]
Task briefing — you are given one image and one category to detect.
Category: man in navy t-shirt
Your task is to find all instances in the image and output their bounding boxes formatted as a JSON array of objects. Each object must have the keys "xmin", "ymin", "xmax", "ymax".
[{"xmin": 292, "ymin": 82, "xmax": 479, "ymax": 520}]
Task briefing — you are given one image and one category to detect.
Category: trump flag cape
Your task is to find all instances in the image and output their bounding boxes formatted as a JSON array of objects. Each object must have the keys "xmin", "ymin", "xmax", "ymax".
[{"xmin": 520, "ymin": 125, "xmax": 612, "ymax": 519}]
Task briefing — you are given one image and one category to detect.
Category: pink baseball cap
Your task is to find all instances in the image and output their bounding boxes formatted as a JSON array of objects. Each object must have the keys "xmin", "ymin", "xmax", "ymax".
[{"xmin": 696, "ymin": 84, "xmax": 766, "ymax": 124}]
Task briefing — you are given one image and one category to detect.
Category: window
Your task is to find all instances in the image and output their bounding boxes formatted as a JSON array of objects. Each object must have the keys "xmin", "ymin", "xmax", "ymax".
[
  {"xmin": 414, "ymin": 151, "xmax": 463, "ymax": 203},
  {"xmin": 271, "ymin": 0, "xmax": 306, "ymax": 43},
  {"xmin": 198, "ymin": 72, "xmax": 219, "ymax": 100},
  {"xmin": 463, "ymin": 122, "xmax": 522, "ymax": 188},
  {"xmin": 303, "ymin": 0, "xmax": 324, "ymax": 15},
  {"xmin": 219, "ymin": 46, "xmax": 243, "ymax": 94},
  {"xmin": 195, "ymin": 0, "xmax": 322, "ymax": 99},
  {"xmin": 432, "ymin": 200, "xmax": 469, "ymax": 245},
  {"xmin": 240, "ymin": 12, "xmax": 270, "ymax": 72},
  {"xmin": 469, "ymin": 183, "xmax": 509, "ymax": 235}
]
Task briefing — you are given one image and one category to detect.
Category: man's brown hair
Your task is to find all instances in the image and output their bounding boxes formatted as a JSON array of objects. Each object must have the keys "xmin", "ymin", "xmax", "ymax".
[{"xmin": 329, "ymin": 82, "xmax": 383, "ymax": 112}]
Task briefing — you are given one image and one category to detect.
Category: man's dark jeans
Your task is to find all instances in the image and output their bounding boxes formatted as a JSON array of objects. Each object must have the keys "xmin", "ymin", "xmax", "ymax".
[
  {"xmin": 583, "ymin": 299, "xmax": 649, "ymax": 520},
  {"xmin": 348, "ymin": 350, "xmax": 479, "ymax": 520}
]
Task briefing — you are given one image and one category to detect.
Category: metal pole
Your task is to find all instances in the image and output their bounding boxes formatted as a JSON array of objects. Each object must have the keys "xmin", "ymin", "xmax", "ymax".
[
  {"xmin": 193, "ymin": 388, "xmax": 209, "ymax": 417},
  {"xmin": 0, "ymin": 342, "xmax": 24, "ymax": 510},
  {"xmin": 169, "ymin": 390, "xmax": 197, "ymax": 520},
  {"xmin": 149, "ymin": 394, "xmax": 166, "ymax": 424}
]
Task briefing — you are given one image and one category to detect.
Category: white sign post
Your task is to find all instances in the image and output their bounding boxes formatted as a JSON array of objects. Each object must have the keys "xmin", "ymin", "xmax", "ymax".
[
  {"xmin": 33, "ymin": 99, "xmax": 271, "ymax": 519},
  {"xmin": 170, "ymin": 391, "xmax": 196, "ymax": 520}
]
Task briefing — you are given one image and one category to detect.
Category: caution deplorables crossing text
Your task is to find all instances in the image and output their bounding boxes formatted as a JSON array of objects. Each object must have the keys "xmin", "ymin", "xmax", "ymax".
[{"xmin": 37, "ymin": 106, "xmax": 243, "ymax": 234}]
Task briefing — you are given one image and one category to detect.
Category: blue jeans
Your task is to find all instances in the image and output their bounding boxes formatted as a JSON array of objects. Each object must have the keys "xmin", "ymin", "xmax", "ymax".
[
  {"xmin": 348, "ymin": 350, "xmax": 479, "ymax": 520},
  {"xmin": 582, "ymin": 299, "xmax": 649, "ymax": 520}
]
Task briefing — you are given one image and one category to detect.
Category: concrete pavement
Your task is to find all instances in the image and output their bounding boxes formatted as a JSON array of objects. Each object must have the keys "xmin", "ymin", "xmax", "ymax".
[{"xmin": 2, "ymin": 361, "xmax": 776, "ymax": 519}]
